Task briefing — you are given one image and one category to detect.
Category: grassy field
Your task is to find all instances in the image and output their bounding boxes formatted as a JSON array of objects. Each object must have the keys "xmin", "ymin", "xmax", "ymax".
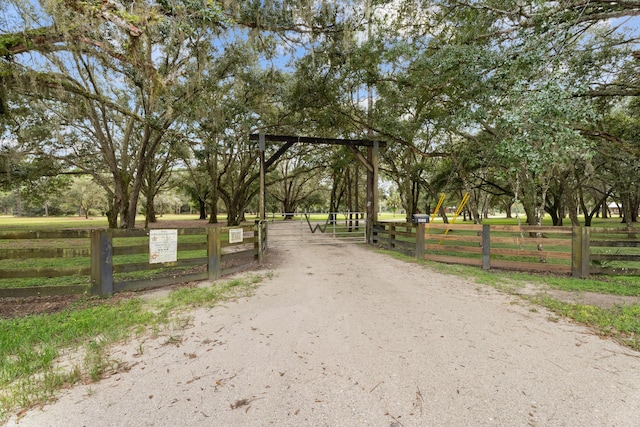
[
  {"xmin": 0, "ymin": 211, "xmax": 631, "ymax": 227},
  {"xmin": 382, "ymin": 212, "xmax": 634, "ymax": 227},
  {"xmin": 0, "ymin": 214, "xmax": 205, "ymax": 229}
]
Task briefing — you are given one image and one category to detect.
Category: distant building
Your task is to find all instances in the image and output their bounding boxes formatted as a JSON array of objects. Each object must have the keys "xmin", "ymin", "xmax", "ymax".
[{"xmin": 607, "ymin": 202, "xmax": 620, "ymax": 216}]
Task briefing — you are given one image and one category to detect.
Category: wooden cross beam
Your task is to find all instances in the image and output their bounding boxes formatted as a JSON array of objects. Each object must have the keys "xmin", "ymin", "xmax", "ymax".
[
  {"xmin": 249, "ymin": 134, "xmax": 385, "ymax": 148},
  {"xmin": 251, "ymin": 133, "xmax": 384, "ymax": 171}
]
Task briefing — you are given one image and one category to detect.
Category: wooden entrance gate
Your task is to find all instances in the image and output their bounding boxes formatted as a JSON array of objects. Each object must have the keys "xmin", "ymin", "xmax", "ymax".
[
  {"xmin": 265, "ymin": 213, "xmax": 367, "ymax": 248},
  {"xmin": 249, "ymin": 134, "xmax": 384, "ymax": 243}
]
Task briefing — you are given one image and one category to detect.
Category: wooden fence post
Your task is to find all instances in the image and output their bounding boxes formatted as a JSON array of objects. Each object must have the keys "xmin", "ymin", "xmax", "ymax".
[
  {"xmin": 572, "ymin": 226, "xmax": 590, "ymax": 278},
  {"xmin": 581, "ymin": 226, "xmax": 590, "ymax": 278},
  {"xmin": 571, "ymin": 226, "xmax": 582, "ymax": 277},
  {"xmin": 372, "ymin": 222, "xmax": 384, "ymax": 245},
  {"xmin": 482, "ymin": 224, "xmax": 491, "ymax": 270},
  {"xmin": 263, "ymin": 220, "xmax": 269, "ymax": 250},
  {"xmin": 257, "ymin": 221, "xmax": 264, "ymax": 264},
  {"xmin": 91, "ymin": 229, "xmax": 113, "ymax": 297},
  {"xmin": 388, "ymin": 223, "xmax": 395, "ymax": 250},
  {"xmin": 208, "ymin": 227, "xmax": 221, "ymax": 280},
  {"xmin": 416, "ymin": 223, "xmax": 425, "ymax": 260}
]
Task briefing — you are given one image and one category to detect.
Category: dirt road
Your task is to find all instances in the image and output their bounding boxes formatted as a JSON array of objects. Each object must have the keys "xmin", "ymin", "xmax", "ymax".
[{"xmin": 7, "ymin": 242, "xmax": 640, "ymax": 426}]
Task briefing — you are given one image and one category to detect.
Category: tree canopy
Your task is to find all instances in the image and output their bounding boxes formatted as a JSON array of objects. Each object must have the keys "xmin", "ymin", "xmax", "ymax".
[{"xmin": 1, "ymin": 0, "xmax": 639, "ymax": 226}]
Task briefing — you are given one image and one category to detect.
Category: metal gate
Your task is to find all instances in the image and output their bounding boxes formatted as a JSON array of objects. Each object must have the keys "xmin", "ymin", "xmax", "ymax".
[{"xmin": 265, "ymin": 212, "xmax": 367, "ymax": 248}]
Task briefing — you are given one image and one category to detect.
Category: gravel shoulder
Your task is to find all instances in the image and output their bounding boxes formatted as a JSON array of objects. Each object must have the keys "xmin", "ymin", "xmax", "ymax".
[{"xmin": 6, "ymin": 242, "xmax": 640, "ymax": 426}]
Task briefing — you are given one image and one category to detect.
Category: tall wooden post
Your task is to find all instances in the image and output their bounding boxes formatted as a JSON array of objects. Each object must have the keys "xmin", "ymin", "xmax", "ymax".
[
  {"xmin": 259, "ymin": 133, "xmax": 266, "ymax": 221},
  {"xmin": 416, "ymin": 223, "xmax": 425, "ymax": 260},
  {"xmin": 208, "ymin": 227, "xmax": 221, "ymax": 280},
  {"xmin": 256, "ymin": 221, "xmax": 265, "ymax": 264},
  {"xmin": 366, "ymin": 140, "xmax": 379, "ymax": 244},
  {"xmin": 572, "ymin": 226, "xmax": 590, "ymax": 278},
  {"xmin": 482, "ymin": 224, "xmax": 491, "ymax": 270},
  {"xmin": 91, "ymin": 230, "xmax": 113, "ymax": 297},
  {"xmin": 373, "ymin": 140, "xmax": 379, "ymax": 223}
]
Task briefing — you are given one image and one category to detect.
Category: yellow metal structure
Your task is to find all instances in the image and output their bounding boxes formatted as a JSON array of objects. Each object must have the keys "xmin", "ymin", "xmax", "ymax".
[
  {"xmin": 426, "ymin": 193, "xmax": 446, "ymax": 237},
  {"xmin": 440, "ymin": 192, "xmax": 470, "ymax": 243},
  {"xmin": 449, "ymin": 192, "xmax": 470, "ymax": 225}
]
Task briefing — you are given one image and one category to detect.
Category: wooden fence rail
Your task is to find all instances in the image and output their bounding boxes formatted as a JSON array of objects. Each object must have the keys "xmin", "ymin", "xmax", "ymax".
[
  {"xmin": 372, "ymin": 221, "xmax": 640, "ymax": 278},
  {"xmin": 0, "ymin": 223, "xmax": 267, "ymax": 298},
  {"xmin": 588, "ymin": 227, "xmax": 640, "ymax": 276}
]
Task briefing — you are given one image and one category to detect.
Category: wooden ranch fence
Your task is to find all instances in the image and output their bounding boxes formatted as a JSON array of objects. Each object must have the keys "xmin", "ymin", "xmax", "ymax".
[
  {"xmin": 372, "ymin": 222, "xmax": 640, "ymax": 278},
  {"xmin": 0, "ymin": 223, "xmax": 267, "ymax": 298}
]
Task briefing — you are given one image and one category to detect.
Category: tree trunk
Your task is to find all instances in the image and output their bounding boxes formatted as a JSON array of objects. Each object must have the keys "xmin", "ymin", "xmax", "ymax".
[
  {"xmin": 198, "ymin": 197, "xmax": 206, "ymax": 220},
  {"xmin": 566, "ymin": 192, "xmax": 580, "ymax": 226},
  {"xmin": 106, "ymin": 196, "xmax": 118, "ymax": 228},
  {"xmin": 536, "ymin": 184, "xmax": 550, "ymax": 229},
  {"xmin": 355, "ymin": 163, "xmax": 360, "ymax": 212},
  {"xmin": 123, "ymin": 173, "xmax": 145, "ymax": 229},
  {"xmin": 622, "ymin": 196, "xmax": 632, "ymax": 225},
  {"xmin": 522, "ymin": 202, "xmax": 538, "ymax": 226},
  {"xmin": 220, "ymin": 187, "xmax": 254, "ymax": 227},
  {"xmin": 208, "ymin": 196, "xmax": 218, "ymax": 223},
  {"xmin": 346, "ymin": 167, "xmax": 353, "ymax": 212},
  {"xmin": 329, "ymin": 171, "xmax": 344, "ymax": 225},
  {"xmin": 226, "ymin": 202, "xmax": 242, "ymax": 226},
  {"xmin": 547, "ymin": 207, "xmax": 560, "ymax": 226},
  {"xmin": 145, "ymin": 196, "xmax": 157, "ymax": 226},
  {"xmin": 504, "ymin": 202, "xmax": 512, "ymax": 218},
  {"xmin": 439, "ymin": 205, "xmax": 449, "ymax": 224},
  {"xmin": 631, "ymin": 195, "xmax": 640, "ymax": 223},
  {"xmin": 283, "ymin": 194, "xmax": 296, "ymax": 219},
  {"xmin": 465, "ymin": 191, "xmax": 481, "ymax": 224},
  {"xmin": 545, "ymin": 191, "xmax": 562, "ymax": 226},
  {"xmin": 208, "ymin": 149, "xmax": 218, "ymax": 224},
  {"xmin": 404, "ymin": 179, "xmax": 419, "ymax": 223},
  {"xmin": 108, "ymin": 173, "xmax": 130, "ymax": 229}
]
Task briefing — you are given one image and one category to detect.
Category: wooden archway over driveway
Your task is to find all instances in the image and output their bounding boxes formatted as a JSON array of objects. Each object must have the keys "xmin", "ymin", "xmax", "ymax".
[{"xmin": 249, "ymin": 134, "xmax": 385, "ymax": 243}]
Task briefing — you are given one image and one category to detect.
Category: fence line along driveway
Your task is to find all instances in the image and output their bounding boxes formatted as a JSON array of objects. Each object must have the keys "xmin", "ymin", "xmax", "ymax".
[{"xmin": 7, "ymin": 242, "xmax": 640, "ymax": 426}]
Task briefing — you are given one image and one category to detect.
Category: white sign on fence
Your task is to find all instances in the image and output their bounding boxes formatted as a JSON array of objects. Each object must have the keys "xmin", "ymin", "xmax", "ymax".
[
  {"xmin": 229, "ymin": 228, "xmax": 244, "ymax": 244},
  {"xmin": 149, "ymin": 229, "xmax": 178, "ymax": 264}
]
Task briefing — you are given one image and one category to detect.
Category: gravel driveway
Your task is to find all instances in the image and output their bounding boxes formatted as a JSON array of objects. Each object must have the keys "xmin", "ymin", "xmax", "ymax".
[{"xmin": 7, "ymin": 242, "xmax": 640, "ymax": 426}]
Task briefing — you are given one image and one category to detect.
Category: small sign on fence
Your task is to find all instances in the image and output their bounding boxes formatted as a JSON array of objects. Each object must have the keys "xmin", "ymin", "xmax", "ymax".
[
  {"xmin": 149, "ymin": 229, "xmax": 178, "ymax": 264},
  {"xmin": 229, "ymin": 228, "xmax": 244, "ymax": 244}
]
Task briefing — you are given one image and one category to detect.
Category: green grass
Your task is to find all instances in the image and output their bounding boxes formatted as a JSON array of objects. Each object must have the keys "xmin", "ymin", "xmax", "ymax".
[
  {"xmin": 113, "ymin": 265, "xmax": 206, "ymax": 284},
  {"xmin": 401, "ymin": 213, "xmax": 635, "ymax": 228},
  {"xmin": 0, "ymin": 214, "xmax": 210, "ymax": 229},
  {"xmin": 0, "ymin": 255, "xmax": 91, "ymax": 270},
  {"xmin": 154, "ymin": 275, "xmax": 263, "ymax": 314},
  {"xmin": 112, "ymin": 249, "xmax": 206, "ymax": 265},
  {"xmin": 0, "ymin": 212, "xmax": 633, "ymax": 228},
  {"xmin": 531, "ymin": 295, "xmax": 640, "ymax": 350},
  {"xmin": 520, "ymin": 274, "xmax": 640, "ymax": 296},
  {"xmin": 405, "ymin": 252, "xmax": 640, "ymax": 297},
  {"xmin": 0, "ymin": 277, "xmax": 91, "ymax": 290},
  {"xmin": 0, "ymin": 298, "xmax": 154, "ymax": 417},
  {"xmin": 0, "ymin": 216, "xmax": 111, "ymax": 229},
  {"xmin": 0, "ymin": 274, "xmax": 265, "ymax": 421}
]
